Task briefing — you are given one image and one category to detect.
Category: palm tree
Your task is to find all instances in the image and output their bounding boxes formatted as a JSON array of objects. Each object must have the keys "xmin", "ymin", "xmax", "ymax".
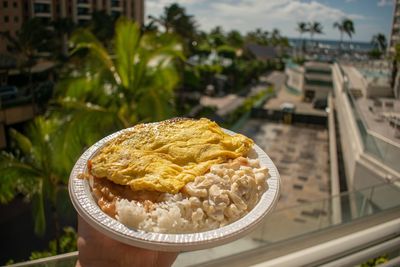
[
  {"xmin": 245, "ymin": 28, "xmax": 269, "ymax": 45},
  {"xmin": 0, "ymin": 117, "xmax": 72, "ymax": 253},
  {"xmin": 271, "ymin": 28, "xmax": 281, "ymax": 45},
  {"xmin": 89, "ymin": 10, "xmax": 116, "ymax": 45},
  {"xmin": 52, "ymin": 18, "xmax": 76, "ymax": 57},
  {"xmin": 296, "ymin": 22, "xmax": 308, "ymax": 53},
  {"xmin": 226, "ymin": 30, "xmax": 244, "ymax": 48},
  {"xmin": 333, "ymin": 21, "xmax": 344, "ymax": 50},
  {"xmin": 0, "ymin": 18, "xmax": 54, "ymax": 83},
  {"xmin": 343, "ymin": 19, "xmax": 355, "ymax": 50},
  {"xmin": 307, "ymin": 22, "xmax": 323, "ymax": 50},
  {"xmin": 57, "ymin": 18, "xmax": 183, "ymax": 131},
  {"xmin": 148, "ymin": 3, "xmax": 198, "ymax": 55},
  {"xmin": 371, "ymin": 33, "xmax": 387, "ymax": 52},
  {"xmin": 334, "ymin": 19, "xmax": 355, "ymax": 51}
]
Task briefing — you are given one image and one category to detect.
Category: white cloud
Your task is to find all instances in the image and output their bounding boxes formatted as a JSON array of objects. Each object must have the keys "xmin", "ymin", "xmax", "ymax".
[
  {"xmin": 377, "ymin": 0, "xmax": 393, "ymax": 6},
  {"xmin": 146, "ymin": 0, "xmax": 367, "ymax": 40}
]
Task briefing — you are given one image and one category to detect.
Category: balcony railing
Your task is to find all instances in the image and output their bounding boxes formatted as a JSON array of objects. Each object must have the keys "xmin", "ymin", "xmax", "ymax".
[
  {"xmin": 7, "ymin": 182, "xmax": 400, "ymax": 267},
  {"xmin": 344, "ymin": 78, "xmax": 400, "ymax": 174}
]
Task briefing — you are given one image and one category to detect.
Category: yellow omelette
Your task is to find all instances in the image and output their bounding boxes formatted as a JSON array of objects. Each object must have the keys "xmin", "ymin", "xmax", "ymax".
[{"xmin": 89, "ymin": 118, "xmax": 253, "ymax": 194}]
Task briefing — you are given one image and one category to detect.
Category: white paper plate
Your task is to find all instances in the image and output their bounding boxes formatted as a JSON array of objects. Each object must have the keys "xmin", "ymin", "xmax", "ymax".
[{"xmin": 68, "ymin": 126, "xmax": 280, "ymax": 252}]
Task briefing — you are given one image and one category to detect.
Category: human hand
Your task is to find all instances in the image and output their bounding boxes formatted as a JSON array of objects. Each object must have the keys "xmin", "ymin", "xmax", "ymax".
[{"xmin": 75, "ymin": 216, "xmax": 178, "ymax": 267}]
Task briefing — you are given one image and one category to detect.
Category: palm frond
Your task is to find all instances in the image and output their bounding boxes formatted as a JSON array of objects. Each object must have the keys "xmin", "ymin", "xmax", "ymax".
[
  {"xmin": 0, "ymin": 152, "xmax": 41, "ymax": 203},
  {"xmin": 114, "ymin": 18, "xmax": 141, "ymax": 89},
  {"xmin": 9, "ymin": 128, "xmax": 33, "ymax": 156},
  {"xmin": 32, "ymin": 182, "xmax": 46, "ymax": 237},
  {"xmin": 70, "ymin": 28, "xmax": 120, "ymax": 86}
]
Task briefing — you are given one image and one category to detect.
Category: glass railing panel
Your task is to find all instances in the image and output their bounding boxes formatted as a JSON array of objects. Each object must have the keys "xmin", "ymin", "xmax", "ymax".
[
  {"xmin": 343, "ymin": 74, "xmax": 400, "ymax": 173},
  {"xmin": 9, "ymin": 183, "xmax": 400, "ymax": 267},
  {"xmin": 370, "ymin": 183, "xmax": 400, "ymax": 210}
]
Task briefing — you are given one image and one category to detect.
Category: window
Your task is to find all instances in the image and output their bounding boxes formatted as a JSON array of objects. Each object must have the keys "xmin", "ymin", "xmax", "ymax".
[
  {"xmin": 111, "ymin": 0, "xmax": 119, "ymax": 8},
  {"xmin": 34, "ymin": 3, "xmax": 50, "ymax": 13},
  {"xmin": 14, "ymin": 16, "xmax": 18, "ymax": 23},
  {"xmin": 13, "ymin": 1, "xmax": 16, "ymax": 7},
  {"xmin": 4, "ymin": 16, "xmax": 9, "ymax": 23},
  {"xmin": 3, "ymin": 1, "xmax": 8, "ymax": 8},
  {"xmin": 77, "ymin": 7, "xmax": 90, "ymax": 15}
]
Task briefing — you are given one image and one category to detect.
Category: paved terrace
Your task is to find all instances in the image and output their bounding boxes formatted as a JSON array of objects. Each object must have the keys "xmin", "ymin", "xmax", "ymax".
[
  {"xmin": 263, "ymin": 87, "xmax": 327, "ymax": 116},
  {"xmin": 174, "ymin": 120, "xmax": 330, "ymax": 266},
  {"xmin": 239, "ymin": 120, "xmax": 330, "ymax": 241},
  {"xmin": 200, "ymin": 94, "xmax": 245, "ymax": 116},
  {"xmin": 239, "ymin": 120, "xmax": 330, "ymax": 209}
]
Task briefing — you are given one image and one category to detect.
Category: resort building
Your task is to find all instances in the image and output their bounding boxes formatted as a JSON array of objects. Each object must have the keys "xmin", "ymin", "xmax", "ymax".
[
  {"xmin": 332, "ymin": 61, "xmax": 400, "ymax": 190},
  {"xmin": 0, "ymin": 0, "xmax": 145, "ymax": 53},
  {"xmin": 389, "ymin": 0, "xmax": 400, "ymax": 53},
  {"xmin": 285, "ymin": 60, "xmax": 332, "ymax": 106},
  {"xmin": 303, "ymin": 61, "xmax": 332, "ymax": 102}
]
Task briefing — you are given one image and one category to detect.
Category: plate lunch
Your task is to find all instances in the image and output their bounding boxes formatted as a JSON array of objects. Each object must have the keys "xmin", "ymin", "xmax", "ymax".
[{"xmin": 68, "ymin": 127, "xmax": 280, "ymax": 252}]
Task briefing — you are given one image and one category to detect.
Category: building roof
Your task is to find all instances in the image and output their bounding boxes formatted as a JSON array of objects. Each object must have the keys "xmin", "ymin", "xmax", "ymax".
[{"xmin": 245, "ymin": 43, "xmax": 278, "ymax": 61}]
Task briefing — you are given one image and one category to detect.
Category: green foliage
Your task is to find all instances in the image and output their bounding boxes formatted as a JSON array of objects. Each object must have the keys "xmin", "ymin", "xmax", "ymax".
[
  {"xmin": 209, "ymin": 26, "xmax": 226, "ymax": 47},
  {"xmin": 334, "ymin": 18, "xmax": 355, "ymax": 50},
  {"xmin": 245, "ymin": 28, "xmax": 269, "ymax": 45},
  {"xmin": 226, "ymin": 30, "xmax": 244, "ymax": 48},
  {"xmin": 0, "ymin": 117, "xmax": 67, "ymax": 236},
  {"xmin": 29, "ymin": 227, "xmax": 77, "ymax": 260},
  {"xmin": 361, "ymin": 254, "xmax": 388, "ymax": 267},
  {"xmin": 217, "ymin": 45, "xmax": 237, "ymax": 59},
  {"xmin": 0, "ymin": 17, "xmax": 55, "ymax": 66},
  {"xmin": 308, "ymin": 21, "xmax": 323, "ymax": 39},
  {"xmin": 148, "ymin": 3, "xmax": 198, "ymax": 55},
  {"xmin": 0, "ymin": 152, "xmax": 41, "ymax": 204},
  {"xmin": 297, "ymin": 22, "xmax": 308, "ymax": 35},
  {"xmin": 368, "ymin": 49, "xmax": 383, "ymax": 59},
  {"xmin": 89, "ymin": 10, "xmax": 116, "ymax": 44},
  {"xmin": 371, "ymin": 33, "xmax": 387, "ymax": 52},
  {"xmin": 59, "ymin": 18, "xmax": 184, "ymax": 127},
  {"xmin": 194, "ymin": 42, "xmax": 212, "ymax": 58}
]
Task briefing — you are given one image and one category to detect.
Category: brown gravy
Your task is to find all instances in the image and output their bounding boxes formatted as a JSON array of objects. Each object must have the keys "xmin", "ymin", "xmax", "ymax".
[{"xmin": 91, "ymin": 177, "xmax": 163, "ymax": 217}]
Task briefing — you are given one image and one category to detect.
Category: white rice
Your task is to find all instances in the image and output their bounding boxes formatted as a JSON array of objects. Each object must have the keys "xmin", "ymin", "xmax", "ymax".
[{"xmin": 116, "ymin": 157, "xmax": 269, "ymax": 234}]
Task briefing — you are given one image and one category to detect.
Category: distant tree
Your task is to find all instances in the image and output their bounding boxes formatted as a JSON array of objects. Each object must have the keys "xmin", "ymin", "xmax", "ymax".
[
  {"xmin": 296, "ymin": 22, "xmax": 308, "ymax": 52},
  {"xmin": 333, "ymin": 21, "xmax": 344, "ymax": 49},
  {"xmin": 371, "ymin": 33, "xmax": 387, "ymax": 52},
  {"xmin": 217, "ymin": 45, "xmax": 237, "ymax": 59},
  {"xmin": 209, "ymin": 26, "xmax": 226, "ymax": 47},
  {"xmin": 52, "ymin": 18, "xmax": 76, "ymax": 57},
  {"xmin": 334, "ymin": 18, "xmax": 355, "ymax": 51},
  {"xmin": 226, "ymin": 30, "xmax": 244, "ymax": 48},
  {"xmin": 343, "ymin": 19, "xmax": 355, "ymax": 41},
  {"xmin": 270, "ymin": 28, "xmax": 281, "ymax": 45},
  {"xmin": 89, "ymin": 10, "xmax": 116, "ymax": 45},
  {"xmin": 307, "ymin": 21, "xmax": 323, "ymax": 49},
  {"xmin": 0, "ymin": 117, "xmax": 73, "ymax": 253},
  {"xmin": 245, "ymin": 28, "xmax": 269, "ymax": 45},
  {"xmin": 0, "ymin": 18, "xmax": 54, "ymax": 83},
  {"xmin": 148, "ymin": 3, "xmax": 198, "ymax": 54}
]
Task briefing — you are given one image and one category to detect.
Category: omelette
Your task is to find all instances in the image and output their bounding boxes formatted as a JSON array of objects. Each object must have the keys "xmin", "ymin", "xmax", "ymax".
[{"xmin": 89, "ymin": 118, "xmax": 254, "ymax": 194}]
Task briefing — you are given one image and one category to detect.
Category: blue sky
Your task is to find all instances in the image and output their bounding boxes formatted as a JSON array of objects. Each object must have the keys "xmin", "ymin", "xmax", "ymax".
[{"xmin": 146, "ymin": 0, "xmax": 394, "ymax": 42}]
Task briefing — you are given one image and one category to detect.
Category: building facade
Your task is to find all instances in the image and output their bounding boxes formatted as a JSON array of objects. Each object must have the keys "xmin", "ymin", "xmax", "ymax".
[
  {"xmin": 0, "ymin": 0, "xmax": 145, "ymax": 53},
  {"xmin": 390, "ymin": 0, "xmax": 400, "ymax": 53}
]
